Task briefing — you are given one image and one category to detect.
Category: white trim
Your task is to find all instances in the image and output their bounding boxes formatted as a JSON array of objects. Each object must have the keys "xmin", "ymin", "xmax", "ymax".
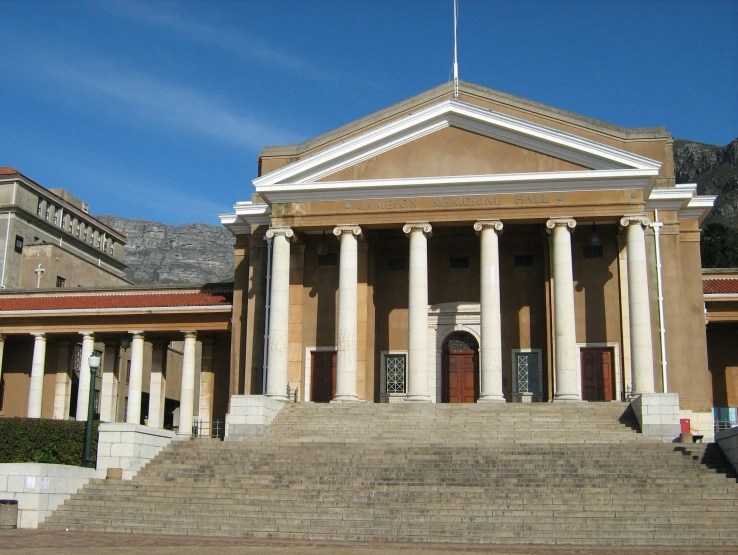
[
  {"xmin": 704, "ymin": 293, "xmax": 738, "ymax": 299},
  {"xmin": 259, "ymin": 169, "xmax": 657, "ymax": 204},
  {"xmin": 303, "ymin": 346, "xmax": 336, "ymax": 403},
  {"xmin": 576, "ymin": 342, "xmax": 622, "ymax": 401},
  {"xmin": 678, "ymin": 195, "xmax": 716, "ymax": 221},
  {"xmin": 511, "ymin": 348, "xmax": 544, "ymax": 399},
  {"xmin": 0, "ymin": 305, "xmax": 231, "ymax": 317},
  {"xmin": 379, "ymin": 350, "xmax": 409, "ymax": 403},
  {"xmin": 219, "ymin": 202, "xmax": 272, "ymax": 235},
  {"xmin": 255, "ymin": 99, "xmax": 661, "ymax": 189},
  {"xmin": 646, "ymin": 185, "xmax": 696, "ymax": 211}
]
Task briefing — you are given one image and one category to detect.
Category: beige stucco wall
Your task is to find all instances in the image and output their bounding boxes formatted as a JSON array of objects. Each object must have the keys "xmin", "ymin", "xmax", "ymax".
[{"xmin": 19, "ymin": 244, "xmax": 129, "ymax": 289}]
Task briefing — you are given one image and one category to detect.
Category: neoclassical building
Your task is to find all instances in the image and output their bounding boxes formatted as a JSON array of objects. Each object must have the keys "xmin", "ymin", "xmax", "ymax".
[{"xmin": 221, "ymin": 81, "xmax": 717, "ymax": 436}]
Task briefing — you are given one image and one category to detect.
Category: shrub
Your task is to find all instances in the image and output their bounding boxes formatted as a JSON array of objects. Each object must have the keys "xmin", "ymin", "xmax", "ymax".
[{"xmin": 0, "ymin": 418, "xmax": 99, "ymax": 466}]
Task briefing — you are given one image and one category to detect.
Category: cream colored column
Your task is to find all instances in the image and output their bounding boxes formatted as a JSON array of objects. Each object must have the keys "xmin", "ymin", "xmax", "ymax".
[
  {"xmin": 148, "ymin": 341, "xmax": 167, "ymax": 428},
  {"xmin": 76, "ymin": 332, "xmax": 95, "ymax": 421},
  {"xmin": 403, "ymin": 222, "xmax": 432, "ymax": 402},
  {"xmin": 265, "ymin": 227, "xmax": 293, "ymax": 401},
  {"xmin": 621, "ymin": 215, "xmax": 655, "ymax": 394},
  {"xmin": 333, "ymin": 225, "xmax": 361, "ymax": 402},
  {"xmin": 99, "ymin": 341, "xmax": 119, "ymax": 423},
  {"xmin": 546, "ymin": 218, "xmax": 581, "ymax": 401},
  {"xmin": 52, "ymin": 341, "xmax": 71, "ymax": 419},
  {"xmin": 126, "ymin": 332, "xmax": 145, "ymax": 424},
  {"xmin": 475, "ymin": 220, "xmax": 506, "ymax": 403},
  {"xmin": 27, "ymin": 333, "xmax": 47, "ymax": 418},
  {"xmin": 198, "ymin": 339, "xmax": 215, "ymax": 426},
  {"xmin": 178, "ymin": 331, "xmax": 198, "ymax": 436}
]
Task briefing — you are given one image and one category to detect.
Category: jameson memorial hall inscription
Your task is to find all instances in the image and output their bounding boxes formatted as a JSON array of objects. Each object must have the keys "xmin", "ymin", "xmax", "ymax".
[{"xmin": 357, "ymin": 194, "xmax": 551, "ymax": 211}]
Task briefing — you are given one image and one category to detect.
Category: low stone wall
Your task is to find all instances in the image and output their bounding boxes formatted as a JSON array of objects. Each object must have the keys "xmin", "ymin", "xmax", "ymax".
[
  {"xmin": 631, "ymin": 393, "xmax": 681, "ymax": 442},
  {"xmin": 715, "ymin": 426, "xmax": 738, "ymax": 473},
  {"xmin": 96, "ymin": 423, "xmax": 176, "ymax": 481},
  {"xmin": 0, "ymin": 463, "xmax": 95, "ymax": 528},
  {"xmin": 225, "ymin": 395, "xmax": 285, "ymax": 440},
  {"xmin": 679, "ymin": 409, "xmax": 715, "ymax": 443}
]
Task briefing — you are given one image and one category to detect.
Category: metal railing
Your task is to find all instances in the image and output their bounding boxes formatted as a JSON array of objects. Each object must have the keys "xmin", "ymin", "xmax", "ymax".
[
  {"xmin": 714, "ymin": 420, "xmax": 736, "ymax": 435},
  {"xmin": 286, "ymin": 384, "xmax": 299, "ymax": 403},
  {"xmin": 192, "ymin": 419, "xmax": 224, "ymax": 440},
  {"xmin": 512, "ymin": 393, "xmax": 545, "ymax": 403}
]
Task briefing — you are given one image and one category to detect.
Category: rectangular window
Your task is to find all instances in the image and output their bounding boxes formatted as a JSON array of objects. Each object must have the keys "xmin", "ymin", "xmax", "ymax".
[
  {"xmin": 387, "ymin": 257, "xmax": 407, "ymax": 271},
  {"xmin": 512, "ymin": 350, "xmax": 543, "ymax": 402},
  {"xmin": 45, "ymin": 204, "xmax": 51, "ymax": 221},
  {"xmin": 56, "ymin": 276, "xmax": 66, "ymax": 288},
  {"xmin": 317, "ymin": 252, "xmax": 338, "ymax": 267},
  {"xmin": 103, "ymin": 239, "xmax": 108, "ymax": 252},
  {"xmin": 14, "ymin": 235, "xmax": 23, "ymax": 254},
  {"xmin": 582, "ymin": 244, "xmax": 604, "ymax": 259},
  {"xmin": 37, "ymin": 199, "xmax": 43, "ymax": 216},
  {"xmin": 449, "ymin": 256, "xmax": 470, "ymax": 269},
  {"xmin": 110, "ymin": 243, "xmax": 115, "ymax": 256},
  {"xmin": 514, "ymin": 253, "xmax": 535, "ymax": 268},
  {"xmin": 53, "ymin": 208, "xmax": 59, "ymax": 225},
  {"xmin": 76, "ymin": 224, "xmax": 80, "ymax": 237},
  {"xmin": 384, "ymin": 354, "xmax": 406, "ymax": 394},
  {"xmin": 68, "ymin": 220, "xmax": 73, "ymax": 233}
]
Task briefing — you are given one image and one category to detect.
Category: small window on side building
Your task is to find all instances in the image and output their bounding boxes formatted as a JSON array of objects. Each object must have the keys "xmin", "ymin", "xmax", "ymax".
[{"xmin": 56, "ymin": 276, "xmax": 66, "ymax": 288}]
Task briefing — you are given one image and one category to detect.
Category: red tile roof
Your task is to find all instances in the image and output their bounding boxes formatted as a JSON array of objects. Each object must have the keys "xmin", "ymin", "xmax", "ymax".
[
  {"xmin": 0, "ymin": 167, "xmax": 20, "ymax": 175},
  {"xmin": 0, "ymin": 291, "xmax": 232, "ymax": 311},
  {"xmin": 703, "ymin": 279, "xmax": 738, "ymax": 295}
]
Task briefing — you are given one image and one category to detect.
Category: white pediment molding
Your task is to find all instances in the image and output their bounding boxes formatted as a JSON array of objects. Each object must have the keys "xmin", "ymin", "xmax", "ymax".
[
  {"xmin": 254, "ymin": 99, "xmax": 662, "ymax": 190},
  {"xmin": 219, "ymin": 201, "xmax": 271, "ymax": 236}
]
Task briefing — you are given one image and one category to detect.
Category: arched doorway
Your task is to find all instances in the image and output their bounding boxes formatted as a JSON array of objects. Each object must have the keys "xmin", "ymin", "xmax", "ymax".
[{"xmin": 442, "ymin": 331, "xmax": 479, "ymax": 403}]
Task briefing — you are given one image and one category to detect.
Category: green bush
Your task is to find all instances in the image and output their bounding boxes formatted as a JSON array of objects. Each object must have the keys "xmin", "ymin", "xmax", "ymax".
[{"xmin": 0, "ymin": 418, "xmax": 99, "ymax": 466}]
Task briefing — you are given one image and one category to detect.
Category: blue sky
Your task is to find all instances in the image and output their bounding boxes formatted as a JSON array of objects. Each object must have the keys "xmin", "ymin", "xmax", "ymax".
[{"xmin": 1, "ymin": 0, "xmax": 736, "ymax": 225}]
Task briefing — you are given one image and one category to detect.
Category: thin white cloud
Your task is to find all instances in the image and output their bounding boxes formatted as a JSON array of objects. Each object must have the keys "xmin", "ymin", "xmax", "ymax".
[
  {"xmin": 21, "ymin": 52, "xmax": 298, "ymax": 150},
  {"xmin": 101, "ymin": 0, "xmax": 367, "ymax": 86}
]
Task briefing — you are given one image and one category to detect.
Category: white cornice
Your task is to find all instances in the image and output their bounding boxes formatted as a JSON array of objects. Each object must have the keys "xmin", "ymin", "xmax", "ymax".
[
  {"xmin": 219, "ymin": 202, "xmax": 271, "ymax": 235},
  {"xmin": 254, "ymin": 99, "xmax": 662, "ymax": 192},
  {"xmin": 678, "ymin": 195, "xmax": 716, "ymax": 222},
  {"xmin": 646, "ymin": 184, "xmax": 696, "ymax": 211},
  {"xmin": 0, "ymin": 305, "xmax": 232, "ymax": 317},
  {"xmin": 259, "ymin": 168, "xmax": 657, "ymax": 204}
]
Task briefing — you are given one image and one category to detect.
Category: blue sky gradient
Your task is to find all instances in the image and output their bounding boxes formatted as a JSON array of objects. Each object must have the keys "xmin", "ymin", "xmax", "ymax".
[{"xmin": 1, "ymin": 0, "xmax": 736, "ymax": 224}]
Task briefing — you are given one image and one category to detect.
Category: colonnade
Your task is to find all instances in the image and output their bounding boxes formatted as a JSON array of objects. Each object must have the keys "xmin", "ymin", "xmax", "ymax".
[
  {"xmin": 263, "ymin": 214, "xmax": 656, "ymax": 402},
  {"xmin": 8, "ymin": 330, "xmax": 209, "ymax": 437}
]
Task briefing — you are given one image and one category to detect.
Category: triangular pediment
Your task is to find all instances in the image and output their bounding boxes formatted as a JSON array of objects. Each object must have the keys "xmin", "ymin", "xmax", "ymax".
[
  {"xmin": 254, "ymin": 98, "xmax": 662, "ymax": 203},
  {"xmin": 317, "ymin": 126, "xmax": 588, "ymax": 182}
]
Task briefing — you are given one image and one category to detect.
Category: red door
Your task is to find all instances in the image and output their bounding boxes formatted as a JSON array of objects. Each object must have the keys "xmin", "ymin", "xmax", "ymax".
[
  {"xmin": 580, "ymin": 348, "xmax": 614, "ymax": 401},
  {"xmin": 448, "ymin": 352, "xmax": 476, "ymax": 403},
  {"xmin": 311, "ymin": 351, "xmax": 337, "ymax": 402}
]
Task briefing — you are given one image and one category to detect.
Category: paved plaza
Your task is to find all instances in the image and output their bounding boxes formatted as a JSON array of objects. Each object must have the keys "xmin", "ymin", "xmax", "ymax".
[{"xmin": 0, "ymin": 530, "xmax": 730, "ymax": 555}]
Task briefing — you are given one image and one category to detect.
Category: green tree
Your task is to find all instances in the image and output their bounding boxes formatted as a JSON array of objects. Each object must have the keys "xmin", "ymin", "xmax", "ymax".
[{"xmin": 701, "ymin": 222, "xmax": 738, "ymax": 268}]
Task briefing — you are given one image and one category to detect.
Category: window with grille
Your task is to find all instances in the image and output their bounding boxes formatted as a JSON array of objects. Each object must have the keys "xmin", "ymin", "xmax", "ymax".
[
  {"xmin": 317, "ymin": 252, "xmax": 338, "ymax": 267},
  {"xmin": 56, "ymin": 276, "xmax": 66, "ymax": 288},
  {"xmin": 126, "ymin": 360, "xmax": 131, "ymax": 384},
  {"xmin": 513, "ymin": 351, "xmax": 544, "ymax": 402},
  {"xmin": 582, "ymin": 244, "xmax": 604, "ymax": 259},
  {"xmin": 387, "ymin": 257, "xmax": 406, "ymax": 271},
  {"xmin": 449, "ymin": 256, "xmax": 470, "ymax": 269},
  {"xmin": 70, "ymin": 344, "xmax": 82, "ymax": 377},
  {"xmin": 514, "ymin": 254, "xmax": 535, "ymax": 268},
  {"xmin": 385, "ymin": 354, "xmax": 406, "ymax": 393}
]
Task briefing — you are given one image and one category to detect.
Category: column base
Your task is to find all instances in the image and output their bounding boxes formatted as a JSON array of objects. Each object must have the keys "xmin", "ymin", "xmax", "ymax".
[
  {"xmin": 265, "ymin": 393, "xmax": 289, "ymax": 402},
  {"xmin": 477, "ymin": 395, "xmax": 506, "ymax": 403},
  {"xmin": 331, "ymin": 395, "xmax": 360, "ymax": 403},
  {"xmin": 553, "ymin": 393, "xmax": 583, "ymax": 402},
  {"xmin": 405, "ymin": 395, "xmax": 431, "ymax": 402}
]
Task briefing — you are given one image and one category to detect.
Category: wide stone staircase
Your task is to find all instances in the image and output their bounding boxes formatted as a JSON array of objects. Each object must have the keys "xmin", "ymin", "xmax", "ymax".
[{"xmin": 43, "ymin": 403, "xmax": 738, "ymax": 547}]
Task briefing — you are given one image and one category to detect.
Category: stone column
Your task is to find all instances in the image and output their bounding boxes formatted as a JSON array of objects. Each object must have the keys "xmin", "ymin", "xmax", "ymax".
[
  {"xmin": 27, "ymin": 333, "xmax": 47, "ymax": 418},
  {"xmin": 179, "ymin": 331, "xmax": 198, "ymax": 436},
  {"xmin": 198, "ymin": 338, "xmax": 215, "ymax": 426},
  {"xmin": 403, "ymin": 222, "xmax": 432, "ymax": 402},
  {"xmin": 100, "ymin": 340, "xmax": 119, "ymax": 423},
  {"xmin": 475, "ymin": 220, "xmax": 506, "ymax": 403},
  {"xmin": 265, "ymin": 227, "xmax": 293, "ymax": 401},
  {"xmin": 147, "ymin": 341, "xmax": 167, "ymax": 428},
  {"xmin": 126, "ymin": 331, "xmax": 145, "ymax": 424},
  {"xmin": 621, "ymin": 215, "xmax": 655, "ymax": 394},
  {"xmin": 52, "ymin": 341, "xmax": 71, "ymax": 419},
  {"xmin": 546, "ymin": 218, "xmax": 581, "ymax": 401},
  {"xmin": 333, "ymin": 225, "xmax": 362, "ymax": 402},
  {"xmin": 76, "ymin": 332, "xmax": 95, "ymax": 421}
]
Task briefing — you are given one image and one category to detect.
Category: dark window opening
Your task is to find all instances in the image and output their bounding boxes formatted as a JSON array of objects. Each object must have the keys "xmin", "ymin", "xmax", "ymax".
[
  {"xmin": 582, "ymin": 244, "xmax": 604, "ymax": 259},
  {"xmin": 450, "ymin": 256, "xmax": 470, "ymax": 270},
  {"xmin": 387, "ymin": 257, "xmax": 407, "ymax": 271},
  {"xmin": 514, "ymin": 254, "xmax": 535, "ymax": 268},
  {"xmin": 14, "ymin": 235, "xmax": 23, "ymax": 254},
  {"xmin": 317, "ymin": 252, "xmax": 338, "ymax": 267},
  {"xmin": 56, "ymin": 276, "xmax": 66, "ymax": 288}
]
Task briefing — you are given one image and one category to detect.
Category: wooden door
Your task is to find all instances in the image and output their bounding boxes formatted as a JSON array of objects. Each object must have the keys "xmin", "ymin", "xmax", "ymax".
[
  {"xmin": 580, "ymin": 348, "xmax": 614, "ymax": 401},
  {"xmin": 311, "ymin": 351, "xmax": 337, "ymax": 403},
  {"xmin": 448, "ymin": 352, "xmax": 476, "ymax": 403}
]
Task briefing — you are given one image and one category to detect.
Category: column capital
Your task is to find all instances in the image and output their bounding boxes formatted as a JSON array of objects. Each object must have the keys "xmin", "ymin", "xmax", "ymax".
[
  {"xmin": 0, "ymin": 334, "xmax": 6, "ymax": 342},
  {"xmin": 620, "ymin": 214, "xmax": 651, "ymax": 228},
  {"xmin": 403, "ymin": 221, "xmax": 432, "ymax": 236},
  {"xmin": 182, "ymin": 331, "xmax": 198, "ymax": 340},
  {"xmin": 546, "ymin": 217, "xmax": 576, "ymax": 233},
  {"xmin": 79, "ymin": 331, "xmax": 95, "ymax": 339},
  {"xmin": 128, "ymin": 331, "xmax": 145, "ymax": 338},
  {"xmin": 31, "ymin": 332, "xmax": 46, "ymax": 340},
  {"xmin": 333, "ymin": 224, "xmax": 362, "ymax": 237},
  {"xmin": 265, "ymin": 226, "xmax": 294, "ymax": 240},
  {"xmin": 474, "ymin": 220, "xmax": 503, "ymax": 234}
]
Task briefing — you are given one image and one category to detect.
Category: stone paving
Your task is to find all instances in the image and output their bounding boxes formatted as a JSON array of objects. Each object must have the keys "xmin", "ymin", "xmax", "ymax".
[{"xmin": 0, "ymin": 531, "xmax": 730, "ymax": 555}]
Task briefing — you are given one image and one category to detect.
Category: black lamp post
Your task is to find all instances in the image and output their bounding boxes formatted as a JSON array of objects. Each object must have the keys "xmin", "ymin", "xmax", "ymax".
[{"xmin": 82, "ymin": 354, "xmax": 100, "ymax": 468}]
